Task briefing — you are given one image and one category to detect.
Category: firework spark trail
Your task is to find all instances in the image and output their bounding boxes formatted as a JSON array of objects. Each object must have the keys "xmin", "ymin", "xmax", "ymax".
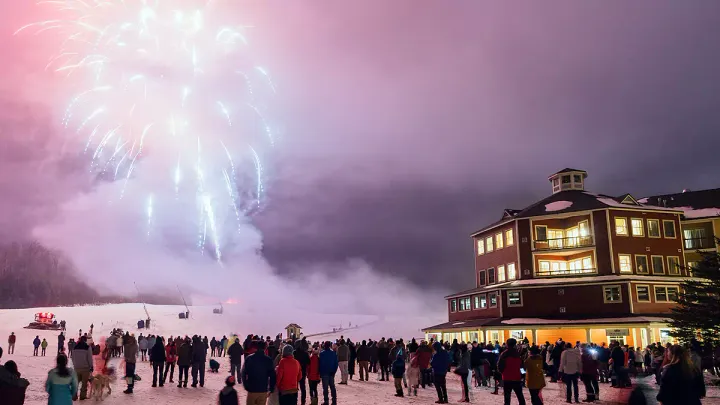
[{"xmin": 18, "ymin": 0, "xmax": 276, "ymax": 261}]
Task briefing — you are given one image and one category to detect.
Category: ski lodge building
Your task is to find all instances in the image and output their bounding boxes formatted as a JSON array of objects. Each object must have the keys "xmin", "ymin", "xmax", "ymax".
[{"xmin": 423, "ymin": 168, "xmax": 719, "ymax": 348}]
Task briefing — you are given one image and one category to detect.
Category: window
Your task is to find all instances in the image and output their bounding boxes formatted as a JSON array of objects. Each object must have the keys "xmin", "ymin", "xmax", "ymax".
[
  {"xmin": 487, "ymin": 268, "xmax": 496, "ymax": 284},
  {"xmin": 458, "ymin": 297, "xmax": 471, "ymax": 311},
  {"xmin": 562, "ymin": 175, "xmax": 571, "ymax": 184},
  {"xmin": 684, "ymin": 228, "xmax": 708, "ymax": 249},
  {"xmin": 667, "ymin": 257, "xmax": 681, "ymax": 275},
  {"xmin": 579, "ymin": 220, "xmax": 590, "ymax": 237},
  {"xmin": 489, "ymin": 292, "xmax": 498, "ymax": 308},
  {"xmin": 636, "ymin": 285, "xmax": 650, "ymax": 302},
  {"xmin": 615, "ymin": 218, "xmax": 628, "ymax": 236},
  {"xmin": 582, "ymin": 257, "xmax": 593, "ymax": 270},
  {"xmin": 548, "ymin": 229, "xmax": 564, "ymax": 248},
  {"xmin": 663, "ymin": 220, "xmax": 676, "ymax": 238},
  {"xmin": 618, "ymin": 254, "xmax": 633, "ymax": 273},
  {"xmin": 495, "ymin": 233, "xmax": 504, "ymax": 250},
  {"xmin": 478, "ymin": 270, "xmax": 486, "ymax": 286},
  {"xmin": 497, "ymin": 265, "xmax": 506, "ymax": 282},
  {"xmin": 450, "ymin": 300, "xmax": 457, "ymax": 312},
  {"xmin": 507, "ymin": 291, "xmax": 523, "ymax": 307},
  {"xmin": 536, "ymin": 225, "xmax": 548, "ymax": 241},
  {"xmin": 631, "ymin": 218, "xmax": 644, "ymax": 237},
  {"xmin": 652, "ymin": 256, "xmax": 665, "ymax": 274},
  {"xmin": 635, "ymin": 255, "xmax": 649, "ymax": 274},
  {"xmin": 539, "ymin": 261, "xmax": 551, "ymax": 273},
  {"xmin": 573, "ymin": 174, "xmax": 582, "ymax": 183},
  {"xmin": 507, "ymin": 263, "xmax": 517, "ymax": 280},
  {"xmin": 477, "ymin": 239, "xmax": 485, "ymax": 255},
  {"xmin": 480, "ymin": 294, "xmax": 487, "ymax": 309},
  {"xmin": 687, "ymin": 261, "xmax": 698, "ymax": 276},
  {"xmin": 603, "ymin": 285, "xmax": 622, "ymax": 303},
  {"xmin": 486, "ymin": 236, "xmax": 494, "ymax": 252},
  {"xmin": 647, "ymin": 219, "xmax": 661, "ymax": 238},
  {"xmin": 505, "ymin": 229, "xmax": 514, "ymax": 246},
  {"xmin": 655, "ymin": 286, "xmax": 680, "ymax": 303},
  {"xmin": 474, "ymin": 295, "xmax": 480, "ymax": 309}
]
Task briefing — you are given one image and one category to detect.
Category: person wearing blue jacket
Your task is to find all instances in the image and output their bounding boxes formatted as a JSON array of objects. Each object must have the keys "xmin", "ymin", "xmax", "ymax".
[
  {"xmin": 33, "ymin": 336, "xmax": 41, "ymax": 356},
  {"xmin": 45, "ymin": 354, "xmax": 78, "ymax": 405},
  {"xmin": 241, "ymin": 340, "xmax": 276, "ymax": 404},
  {"xmin": 431, "ymin": 342, "xmax": 450, "ymax": 404},
  {"xmin": 392, "ymin": 354, "xmax": 406, "ymax": 397},
  {"xmin": 319, "ymin": 341, "xmax": 338, "ymax": 405}
]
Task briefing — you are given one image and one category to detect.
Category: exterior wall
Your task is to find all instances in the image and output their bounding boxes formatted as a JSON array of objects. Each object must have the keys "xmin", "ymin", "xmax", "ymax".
[
  {"xmin": 517, "ymin": 219, "xmax": 534, "ymax": 279},
  {"xmin": 682, "ymin": 220, "xmax": 717, "ymax": 264},
  {"xmin": 608, "ymin": 209, "xmax": 686, "ymax": 276},
  {"xmin": 629, "ymin": 282, "xmax": 683, "ymax": 314},
  {"xmin": 474, "ymin": 222, "xmax": 520, "ymax": 287},
  {"xmin": 592, "ymin": 211, "xmax": 613, "ymax": 275},
  {"xmin": 501, "ymin": 284, "xmax": 632, "ymax": 318}
]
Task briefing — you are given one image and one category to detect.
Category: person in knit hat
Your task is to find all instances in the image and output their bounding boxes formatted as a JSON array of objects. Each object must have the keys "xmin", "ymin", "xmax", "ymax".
[
  {"xmin": 276, "ymin": 345, "xmax": 302, "ymax": 405},
  {"xmin": 218, "ymin": 375, "xmax": 239, "ymax": 405}
]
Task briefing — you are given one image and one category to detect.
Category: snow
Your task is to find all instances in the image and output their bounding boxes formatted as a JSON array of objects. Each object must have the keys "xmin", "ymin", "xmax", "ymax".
[
  {"xmin": 500, "ymin": 316, "xmax": 668, "ymax": 325},
  {"xmin": 586, "ymin": 193, "xmax": 681, "ymax": 212},
  {"xmin": 2, "ymin": 304, "xmax": 720, "ymax": 405},
  {"xmin": 544, "ymin": 201, "xmax": 573, "ymax": 212},
  {"xmin": 680, "ymin": 207, "xmax": 720, "ymax": 219}
]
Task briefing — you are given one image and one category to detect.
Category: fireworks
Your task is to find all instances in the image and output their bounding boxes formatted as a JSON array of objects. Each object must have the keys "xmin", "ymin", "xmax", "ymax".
[{"xmin": 16, "ymin": 0, "xmax": 277, "ymax": 261}]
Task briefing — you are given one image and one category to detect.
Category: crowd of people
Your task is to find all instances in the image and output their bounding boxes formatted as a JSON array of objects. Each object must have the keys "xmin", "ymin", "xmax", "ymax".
[{"xmin": 0, "ymin": 325, "xmax": 716, "ymax": 405}]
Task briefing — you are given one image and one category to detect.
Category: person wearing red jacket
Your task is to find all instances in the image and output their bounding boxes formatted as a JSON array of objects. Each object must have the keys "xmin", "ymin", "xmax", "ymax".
[
  {"xmin": 415, "ymin": 341, "xmax": 432, "ymax": 389},
  {"xmin": 276, "ymin": 345, "xmax": 302, "ymax": 405},
  {"xmin": 163, "ymin": 341, "xmax": 177, "ymax": 384},
  {"xmin": 7, "ymin": 333, "xmax": 16, "ymax": 355},
  {"xmin": 498, "ymin": 338, "xmax": 526, "ymax": 405},
  {"xmin": 308, "ymin": 347, "xmax": 321, "ymax": 405}
]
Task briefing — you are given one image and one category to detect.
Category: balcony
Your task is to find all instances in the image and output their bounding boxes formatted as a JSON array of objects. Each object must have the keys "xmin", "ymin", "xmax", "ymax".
[
  {"xmin": 535, "ymin": 268, "xmax": 597, "ymax": 277},
  {"xmin": 534, "ymin": 235, "xmax": 594, "ymax": 251},
  {"xmin": 684, "ymin": 236, "xmax": 716, "ymax": 250}
]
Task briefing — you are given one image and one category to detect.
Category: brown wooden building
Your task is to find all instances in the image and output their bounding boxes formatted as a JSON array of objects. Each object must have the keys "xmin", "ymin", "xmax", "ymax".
[{"xmin": 423, "ymin": 169, "xmax": 693, "ymax": 348}]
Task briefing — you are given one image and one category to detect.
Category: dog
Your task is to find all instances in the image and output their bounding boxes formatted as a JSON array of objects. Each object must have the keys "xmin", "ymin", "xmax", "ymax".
[{"xmin": 89, "ymin": 373, "xmax": 115, "ymax": 400}]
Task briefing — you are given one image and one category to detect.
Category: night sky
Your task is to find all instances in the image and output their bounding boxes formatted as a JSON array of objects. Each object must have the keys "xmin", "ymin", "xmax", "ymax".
[{"xmin": 2, "ymin": 1, "xmax": 720, "ymax": 294}]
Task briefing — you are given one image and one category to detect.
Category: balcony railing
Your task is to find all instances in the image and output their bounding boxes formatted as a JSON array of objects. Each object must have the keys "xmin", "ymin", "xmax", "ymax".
[
  {"xmin": 684, "ymin": 236, "xmax": 716, "ymax": 250},
  {"xmin": 534, "ymin": 235, "xmax": 594, "ymax": 250},
  {"xmin": 535, "ymin": 268, "xmax": 597, "ymax": 277}
]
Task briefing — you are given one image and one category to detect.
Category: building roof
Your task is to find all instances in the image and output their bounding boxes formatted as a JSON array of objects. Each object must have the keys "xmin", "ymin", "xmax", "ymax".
[
  {"xmin": 641, "ymin": 188, "xmax": 720, "ymax": 220},
  {"xmin": 422, "ymin": 315, "xmax": 669, "ymax": 332},
  {"xmin": 471, "ymin": 190, "xmax": 681, "ymax": 236},
  {"xmin": 285, "ymin": 323, "xmax": 302, "ymax": 329},
  {"xmin": 548, "ymin": 168, "xmax": 588, "ymax": 179}
]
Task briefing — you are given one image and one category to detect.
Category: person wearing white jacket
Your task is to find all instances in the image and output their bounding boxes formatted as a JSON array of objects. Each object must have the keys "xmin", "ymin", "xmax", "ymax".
[{"xmin": 559, "ymin": 342, "xmax": 582, "ymax": 403}]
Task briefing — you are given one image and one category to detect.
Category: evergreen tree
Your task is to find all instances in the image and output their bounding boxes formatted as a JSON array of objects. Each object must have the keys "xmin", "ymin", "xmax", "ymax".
[{"xmin": 668, "ymin": 242, "xmax": 720, "ymax": 345}]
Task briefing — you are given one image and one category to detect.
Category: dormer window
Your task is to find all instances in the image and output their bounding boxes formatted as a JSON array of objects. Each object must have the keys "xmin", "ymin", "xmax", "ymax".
[{"xmin": 548, "ymin": 168, "xmax": 587, "ymax": 194}]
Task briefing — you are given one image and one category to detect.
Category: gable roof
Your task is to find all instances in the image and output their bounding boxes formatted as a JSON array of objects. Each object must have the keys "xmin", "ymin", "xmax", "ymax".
[
  {"xmin": 642, "ymin": 188, "xmax": 720, "ymax": 220},
  {"xmin": 548, "ymin": 168, "xmax": 587, "ymax": 179}
]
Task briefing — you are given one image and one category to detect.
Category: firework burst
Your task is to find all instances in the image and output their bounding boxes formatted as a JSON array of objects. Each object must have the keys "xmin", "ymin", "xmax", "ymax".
[{"xmin": 16, "ymin": 0, "xmax": 277, "ymax": 261}]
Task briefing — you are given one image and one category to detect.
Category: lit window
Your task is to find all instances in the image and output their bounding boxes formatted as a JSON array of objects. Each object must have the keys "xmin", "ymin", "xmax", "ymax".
[
  {"xmin": 478, "ymin": 270, "xmax": 486, "ymax": 286},
  {"xmin": 619, "ymin": 254, "xmax": 633, "ymax": 273},
  {"xmin": 507, "ymin": 263, "xmax": 517, "ymax": 280},
  {"xmin": 604, "ymin": 286, "xmax": 622, "ymax": 303},
  {"xmin": 474, "ymin": 296, "xmax": 480, "ymax": 309},
  {"xmin": 636, "ymin": 286, "xmax": 650, "ymax": 302},
  {"xmin": 477, "ymin": 239, "xmax": 485, "ymax": 255},
  {"xmin": 495, "ymin": 233, "xmax": 504, "ymax": 250},
  {"xmin": 507, "ymin": 291, "xmax": 523, "ymax": 307},
  {"xmin": 486, "ymin": 237, "xmax": 494, "ymax": 252},
  {"xmin": 536, "ymin": 226, "xmax": 548, "ymax": 241},
  {"xmin": 582, "ymin": 257, "xmax": 593, "ymax": 270},
  {"xmin": 497, "ymin": 265, "xmax": 506, "ymax": 282},
  {"xmin": 480, "ymin": 294, "xmax": 487, "ymax": 309},
  {"xmin": 579, "ymin": 221, "xmax": 589, "ymax": 237},
  {"xmin": 654, "ymin": 286, "xmax": 678, "ymax": 302},
  {"xmin": 489, "ymin": 292, "xmax": 497, "ymax": 307},
  {"xmin": 652, "ymin": 256, "xmax": 665, "ymax": 274},
  {"xmin": 548, "ymin": 230, "xmax": 564, "ymax": 248},
  {"xmin": 458, "ymin": 297, "xmax": 471, "ymax": 311},
  {"xmin": 505, "ymin": 229, "xmax": 514, "ymax": 246},
  {"xmin": 487, "ymin": 268, "xmax": 496, "ymax": 284},
  {"xmin": 663, "ymin": 220, "xmax": 676, "ymax": 238},
  {"xmin": 450, "ymin": 300, "xmax": 457, "ymax": 312},
  {"xmin": 635, "ymin": 255, "xmax": 649, "ymax": 274},
  {"xmin": 615, "ymin": 218, "xmax": 628, "ymax": 236},
  {"xmin": 539, "ymin": 261, "xmax": 550, "ymax": 273},
  {"xmin": 631, "ymin": 219, "xmax": 644, "ymax": 237},
  {"xmin": 687, "ymin": 261, "xmax": 697, "ymax": 276},
  {"xmin": 647, "ymin": 220, "xmax": 661, "ymax": 238},
  {"xmin": 667, "ymin": 257, "xmax": 681, "ymax": 275}
]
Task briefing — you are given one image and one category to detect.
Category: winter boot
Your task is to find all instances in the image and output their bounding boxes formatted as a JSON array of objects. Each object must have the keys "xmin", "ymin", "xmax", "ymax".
[
  {"xmin": 395, "ymin": 389, "xmax": 404, "ymax": 397},
  {"xmin": 413, "ymin": 387, "xmax": 418, "ymax": 396}
]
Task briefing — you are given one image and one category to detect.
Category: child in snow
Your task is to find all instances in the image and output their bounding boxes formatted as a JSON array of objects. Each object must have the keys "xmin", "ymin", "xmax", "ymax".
[
  {"xmin": 218, "ymin": 376, "xmax": 239, "ymax": 405},
  {"xmin": 391, "ymin": 354, "xmax": 406, "ymax": 397},
  {"xmin": 308, "ymin": 348, "xmax": 321, "ymax": 405},
  {"xmin": 406, "ymin": 354, "xmax": 420, "ymax": 396},
  {"xmin": 209, "ymin": 359, "xmax": 220, "ymax": 373},
  {"xmin": 41, "ymin": 338, "xmax": 49, "ymax": 356}
]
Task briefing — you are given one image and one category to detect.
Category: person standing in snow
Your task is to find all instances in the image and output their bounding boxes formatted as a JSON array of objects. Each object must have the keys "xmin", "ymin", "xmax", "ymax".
[
  {"xmin": 356, "ymin": 340, "xmax": 371, "ymax": 382},
  {"xmin": 163, "ymin": 339, "xmax": 177, "ymax": 384},
  {"xmin": 347, "ymin": 339, "xmax": 357, "ymax": 381},
  {"xmin": 319, "ymin": 341, "xmax": 338, "ymax": 405},
  {"xmin": 0, "ymin": 353, "xmax": 30, "ymax": 405},
  {"xmin": 7, "ymin": 333, "xmax": 16, "ymax": 355},
  {"xmin": 391, "ymin": 354, "xmax": 406, "ymax": 397},
  {"xmin": 377, "ymin": 339, "xmax": 390, "ymax": 381},
  {"xmin": 368, "ymin": 340, "xmax": 378, "ymax": 375},
  {"xmin": 276, "ymin": 345, "xmax": 302, "ymax": 405},
  {"xmin": 147, "ymin": 335, "xmax": 157, "ymax": 357},
  {"xmin": 45, "ymin": 354, "xmax": 78, "ymax": 405},
  {"xmin": 177, "ymin": 338, "xmax": 192, "ymax": 388},
  {"xmin": 524, "ymin": 345, "xmax": 546, "ymax": 405},
  {"xmin": 228, "ymin": 338, "xmax": 244, "ymax": 383},
  {"xmin": 580, "ymin": 343, "xmax": 599, "ymax": 402},
  {"xmin": 219, "ymin": 376, "xmax": 239, "ymax": 405},
  {"xmin": 123, "ymin": 333, "xmax": 138, "ymax": 394},
  {"xmin": 308, "ymin": 346, "xmax": 321, "ymax": 405},
  {"xmin": 559, "ymin": 342, "xmax": 582, "ymax": 403},
  {"xmin": 191, "ymin": 336, "xmax": 207, "ymax": 388},
  {"xmin": 210, "ymin": 337, "xmax": 218, "ymax": 357},
  {"xmin": 150, "ymin": 336, "xmax": 166, "ymax": 387},
  {"xmin": 41, "ymin": 338, "xmax": 49, "ymax": 356},
  {"xmin": 57, "ymin": 332, "xmax": 65, "ymax": 354},
  {"xmin": 498, "ymin": 338, "xmax": 526, "ymax": 405},
  {"xmin": 406, "ymin": 354, "xmax": 420, "ymax": 397},
  {"xmin": 336, "ymin": 339, "xmax": 350, "ymax": 385},
  {"xmin": 67, "ymin": 338, "xmax": 75, "ymax": 357},
  {"xmin": 293, "ymin": 342, "xmax": 310, "ymax": 405},
  {"xmin": 71, "ymin": 336, "xmax": 94, "ymax": 400},
  {"xmin": 416, "ymin": 340, "xmax": 433, "ymax": 388},
  {"xmin": 431, "ymin": 342, "xmax": 450, "ymax": 404},
  {"xmin": 242, "ymin": 340, "xmax": 276, "ymax": 405},
  {"xmin": 138, "ymin": 335, "xmax": 148, "ymax": 361}
]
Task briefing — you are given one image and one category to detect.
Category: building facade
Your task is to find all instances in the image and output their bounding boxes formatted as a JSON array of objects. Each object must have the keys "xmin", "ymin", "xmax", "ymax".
[{"xmin": 423, "ymin": 169, "xmax": 710, "ymax": 348}]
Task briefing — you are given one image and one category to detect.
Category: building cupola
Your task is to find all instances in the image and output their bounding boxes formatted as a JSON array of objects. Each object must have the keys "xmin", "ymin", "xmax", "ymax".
[{"xmin": 548, "ymin": 168, "xmax": 587, "ymax": 194}]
